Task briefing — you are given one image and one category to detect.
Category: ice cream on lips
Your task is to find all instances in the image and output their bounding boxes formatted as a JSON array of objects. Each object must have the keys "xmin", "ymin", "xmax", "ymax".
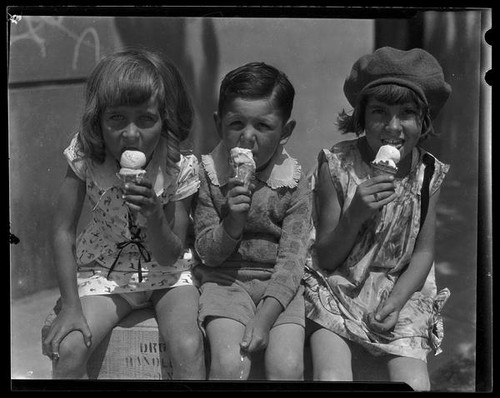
[
  {"xmin": 371, "ymin": 145, "xmax": 400, "ymax": 176},
  {"xmin": 230, "ymin": 147, "xmax": 256, "ymax": 188},
  {"xmin": 118, "ymin": 150, "xmax": 147, "ymax": 183}
]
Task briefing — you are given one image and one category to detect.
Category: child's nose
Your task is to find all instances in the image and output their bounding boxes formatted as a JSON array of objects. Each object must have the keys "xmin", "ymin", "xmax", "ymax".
[
  {"xmin": 239, "ymin": 128, "xmax": 256, "ymax": 148},
  {"xmin": 386, "ymin": 115, "xmax": 402, "ymax": 132},
  {"xmin": 123, "ymin": 123, "xmax": 140, "ymax": 140}
]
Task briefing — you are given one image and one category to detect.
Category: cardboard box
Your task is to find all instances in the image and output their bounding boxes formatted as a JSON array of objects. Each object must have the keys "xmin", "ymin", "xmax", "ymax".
[
  {"xmin": 87, "ymin": 308, "xmax": 173, "ymax": 379},
  {"xmin": 42, "ymin": 308, "xmax": 173, "ymax": 379}
]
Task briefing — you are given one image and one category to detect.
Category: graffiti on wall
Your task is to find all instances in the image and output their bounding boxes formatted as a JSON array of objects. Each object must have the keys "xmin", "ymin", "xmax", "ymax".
[{"xmin": 9, "ymin": 15, "xmax": 101, "ymax": 70}]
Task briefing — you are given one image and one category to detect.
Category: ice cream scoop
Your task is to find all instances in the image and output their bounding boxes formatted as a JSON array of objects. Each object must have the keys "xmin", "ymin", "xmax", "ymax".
[
  {"xmin": 118, "ymin": 150, "xmax": 147, "ymax": 183},
  {"xmin": 120, "ymin": 150, "xmax": 147, "ymax": 169},
  {"xmin": 230, "ymin": 147, "xmax": 256, "ymax": 188},
  {"xmin": 372, "ymin": 145, "xmax": 400, "ymax": 176}
]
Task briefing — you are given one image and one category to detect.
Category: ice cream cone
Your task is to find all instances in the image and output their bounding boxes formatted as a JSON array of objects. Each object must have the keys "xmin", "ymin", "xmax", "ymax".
[
  {"xmin": 118, "ymin": 168, "xmax": 147, "ymax": 183},
  {"xmin": 235, "ymin": 163, "xmax": 255, "ymax": 188},
  {"xmin": 230, "ymin": 147, "xmax": 256, "ymax": 188},
  {"xmin": 117, "ymin": 150, "xmax": 147, "ymax": 227},
  {"xmin": 117, "ymin": 150, "xmax": 147, "ymax": 184},
  {"xmin": 371, "ymin": 145, "xmax": 400, "ymax": 177},
  {"xmin": 371, "ymin": 162, "xmax": 398, "ymax": 177}
]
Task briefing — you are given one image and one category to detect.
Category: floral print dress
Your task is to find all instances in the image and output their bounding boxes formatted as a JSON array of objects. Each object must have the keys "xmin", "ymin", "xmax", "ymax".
[
  {"xmin": 304, "ymin": 138, "xmax": 451, "ymax": 361},
  {"xmin": 64, "ymin": 133, "xmax": 200, "ymax": 297}
]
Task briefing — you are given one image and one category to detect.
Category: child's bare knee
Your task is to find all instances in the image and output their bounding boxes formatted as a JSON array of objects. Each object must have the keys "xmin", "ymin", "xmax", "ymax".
[
  {"xmin": 52, "ymin": 331, "xmax": 89, "ymax": 378},
  {"xmin": 59, "ymin": 331, "xmax": 89, "ymax": 359},
  {"xmin": 388, "ymin": 357, "xmax": 430, "ymax": 391},
  {"xmin": 267, "ymin": 354, "xmax": 304, "ymax": 380},
  {"xmin": 168, "ymin": 331, "xmax": 204, "ymax": 359},
  {"xmin": 210, "ymin": 351, "xmax": 244, "ymax": 379},
  {"xmin": 404, "ymin": 374, "xmax": 430, "ymax": 391},
  {"xmin": 314, "ymin": 367, "xmax": 352, "ymax": 381}
]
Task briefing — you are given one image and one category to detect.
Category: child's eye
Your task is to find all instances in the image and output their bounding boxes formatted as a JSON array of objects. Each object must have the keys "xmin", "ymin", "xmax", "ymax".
[
  {"xmin": 257, "ymin": 123, "xmax": 271, "ymax": 130},
  {"xmin": 229, "ymin": 121, "xmax": 244, "ymax": 129},
  {"xmin": 140, "ymin": 115, "xmax": 156, "ymax": 123},
  {"xmin": 370, "ymin": 108, "xmax": 385, "ymax": 115},
  {"xmin": 403, "ymin": 108, "xmax": 419, "ymax": 117},
  {"xmin": 109, "ymin": 114, "xmax": 124, "ymax": 121}
]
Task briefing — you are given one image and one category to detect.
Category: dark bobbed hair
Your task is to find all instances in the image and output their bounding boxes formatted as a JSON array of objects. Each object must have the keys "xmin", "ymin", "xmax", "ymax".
[
  {"xmin": 217, "ymin": 62, "xmax": 295, "ymax": 122},
  {"xmin": 337, "ymin": 84, "xmax": 434, "ymax": 142},
  {"xmin": 78, "ymin": 48, "xmax": 193, "ymax": 173}
]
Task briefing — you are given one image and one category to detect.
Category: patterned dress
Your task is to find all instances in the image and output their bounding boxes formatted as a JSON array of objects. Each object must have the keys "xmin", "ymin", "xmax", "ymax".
[
  {"xmin": 64, "ymin": 132, "xmax": 200, "ymax": 297},
  {"xmin": 304, "ymin": 138, "xmax": 451, "ymax": 361}
]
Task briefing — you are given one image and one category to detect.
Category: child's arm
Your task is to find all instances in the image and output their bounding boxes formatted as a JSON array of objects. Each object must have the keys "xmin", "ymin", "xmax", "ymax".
[
  {"xmin": 315, "ymin": 160, "xmax": 396, "ymax": 271},
  {"xmin": 368, "ymin": 188, "xmax": 440, "ymax": 332},
  {"xmin": 240, "ymin": 296, "xmax": 283, "ymax": 353},
  {"xmin": 242, "ymin": 177, "xmax": 312, "ymax": 353},
  {"xmin": 222, "ymin": 178, "xmax": 253, "ymax": 240},
  {"xmin": 148, "ymin": 197, "xmax": 191, "ymax": 266},
  {"xmin": 194, "ymin": 170, "xmax": 250, "ymax": 266},
  {"xmin": 123, "ymin": 179, "xmax": 187, "ymax": 266},
  {"xmin": 42, "ymin": 167, "xmax": 92, "ymax": 357}
]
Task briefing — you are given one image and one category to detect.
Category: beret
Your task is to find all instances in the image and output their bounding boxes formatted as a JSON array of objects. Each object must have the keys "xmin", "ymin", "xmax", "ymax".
[{"xmin": 344, "ymin": 46, "xmax": 452, "ymax": 119}]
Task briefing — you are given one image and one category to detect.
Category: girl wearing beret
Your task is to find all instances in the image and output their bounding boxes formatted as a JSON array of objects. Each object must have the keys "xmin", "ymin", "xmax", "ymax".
[{"xmin": 303, "ymin": 47, "xmax": 452, "ymax": 390}]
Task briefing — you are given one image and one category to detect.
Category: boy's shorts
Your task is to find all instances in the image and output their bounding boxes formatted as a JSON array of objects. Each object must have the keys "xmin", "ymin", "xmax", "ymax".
[{"xmin": 194, "ymin": 265, "xmax": 305, "ymax": 330}]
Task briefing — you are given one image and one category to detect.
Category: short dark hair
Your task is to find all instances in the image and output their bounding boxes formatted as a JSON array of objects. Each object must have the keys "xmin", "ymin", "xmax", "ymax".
[{"xmin": 217, "ymin": 62, "xmax": 295, "ymax": 122}]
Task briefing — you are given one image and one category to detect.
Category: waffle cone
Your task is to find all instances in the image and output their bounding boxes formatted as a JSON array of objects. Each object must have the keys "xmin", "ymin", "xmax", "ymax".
[
  {"xmin": 371, "ymin": 162, "xmax": 397, "ymax": 177},
  {"xmin": 118, "ymin": 169, "xmax": 146, "ymax": 183},
  {"xmin": 235, "ymin": 164, "xmax": 255, "ymax": 188}
]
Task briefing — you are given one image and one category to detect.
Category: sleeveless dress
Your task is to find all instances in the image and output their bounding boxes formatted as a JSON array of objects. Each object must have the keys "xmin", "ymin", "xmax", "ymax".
[
  {"xmin": 64, "ymin": 132, "xmax": 200, "ymax": 297},
  {"xmin": 304, "ymin": 138, "xmax": 451, "ymax": 361}
]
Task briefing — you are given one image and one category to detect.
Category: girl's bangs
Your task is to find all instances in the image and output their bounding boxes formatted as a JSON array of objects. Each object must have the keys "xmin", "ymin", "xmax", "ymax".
[{"xmin": 99, "ymin": 66, "xmax": 161, "ymax": 108}]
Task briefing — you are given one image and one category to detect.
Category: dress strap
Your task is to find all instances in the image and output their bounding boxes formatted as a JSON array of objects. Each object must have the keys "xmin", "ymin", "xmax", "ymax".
[{"xmin": 420, "ymin": 153, "xmax": 435, "ymax": 231}]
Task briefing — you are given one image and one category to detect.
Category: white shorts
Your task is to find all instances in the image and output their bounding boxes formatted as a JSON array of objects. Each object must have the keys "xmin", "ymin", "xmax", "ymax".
[{"xmin": 120, "ymin": 290, "xmax": 154, "ymax": 310}]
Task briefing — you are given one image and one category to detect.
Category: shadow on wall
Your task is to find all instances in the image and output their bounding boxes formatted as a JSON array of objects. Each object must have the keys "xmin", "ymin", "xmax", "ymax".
[{"xmin": 114, "ymin": 17, "xmax": 220, "ymax": 156}]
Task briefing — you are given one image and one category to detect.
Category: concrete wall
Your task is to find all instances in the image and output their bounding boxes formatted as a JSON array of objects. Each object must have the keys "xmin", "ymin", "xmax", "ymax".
[
  {"xmin": 9, "ymin": 17, "xmax": 124, "ymax": 297},
  {"xmin": 9, "ymin": 16, "xmax": 374, "ymax": 298}
]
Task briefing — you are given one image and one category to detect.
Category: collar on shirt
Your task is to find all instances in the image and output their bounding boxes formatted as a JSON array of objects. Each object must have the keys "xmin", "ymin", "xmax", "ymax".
[{"xmin": 201, "ymin": 141, "xmax": 301, "ymax": 189}]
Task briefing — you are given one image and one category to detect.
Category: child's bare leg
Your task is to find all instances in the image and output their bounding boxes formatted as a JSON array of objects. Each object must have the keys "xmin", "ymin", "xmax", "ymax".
[
  {"xmin": 52, "ymin": 294, "xmax": 132, "ymax": 379},
  {"xmin": 152, "ymin": 285, "xmax": 205, "ymax": 380},
  {"xmin": 309, "ymin": 327, "xmax": 353, "ymax": 381},
  {"xmin": 386, "ymin": 355, "xmax": 430, "ymax": 391},
  {"xmin": 265, "ymin": 323, "xmax": 305, "ymax": 380},
  {"xmin": 205, "ymin": 317, "xmax": 249, "ymax": 380}
]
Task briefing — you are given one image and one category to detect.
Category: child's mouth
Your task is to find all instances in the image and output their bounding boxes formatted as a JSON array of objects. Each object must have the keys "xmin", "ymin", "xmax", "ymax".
[{"xmin": 381, "ymin": 139, "xmax": 403, "ymax": 150}]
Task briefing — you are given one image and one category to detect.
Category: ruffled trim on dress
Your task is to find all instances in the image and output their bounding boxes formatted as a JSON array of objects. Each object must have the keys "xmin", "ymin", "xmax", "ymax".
[
  {"xmin": 63, "ymin": 133, "xmax": 88, "ymax": 181},
  {"xmin": 202, "ymin": 141, "xmax": 301, "ymax": 190},
  {"xmin": 430, "ymin": 287, "xmax": 451, "ymax": 355},
  {"xmin": 63, "ymin": 132, "xmax": 200, "ymax": 209}
]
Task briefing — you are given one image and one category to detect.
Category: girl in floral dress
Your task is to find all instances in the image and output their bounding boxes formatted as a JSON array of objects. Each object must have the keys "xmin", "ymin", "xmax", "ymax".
[
  {"xmin": 42, "ymin": 48, "xmax": 205, "ymax": 379},
  {"xmin": 304, "ymin": 47, "xmax": 452, "ymax": 390}
]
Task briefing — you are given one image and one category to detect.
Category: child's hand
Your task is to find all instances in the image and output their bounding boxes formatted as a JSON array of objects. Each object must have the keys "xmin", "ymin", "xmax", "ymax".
[
  {"xmin": 240, "ymin": 317, "xmax": 270, "ymax": 354},
  {"xmin": 350, "ymin": 175, "xmax": 397, "ymax": 223},
  {"xmin": 223, "ymin": 177, "xmax": 255, "ymax": 239},
  {"xmin": 367, "ymin": 300, "xmax": 399, "ymax": 334},
  {"xmin": 42, "ymin": 306, "xmax": 92, "ymax": 360},
  {"xmin": 122, "ymin": 178, "xmax": 163, "ymax": 220}
]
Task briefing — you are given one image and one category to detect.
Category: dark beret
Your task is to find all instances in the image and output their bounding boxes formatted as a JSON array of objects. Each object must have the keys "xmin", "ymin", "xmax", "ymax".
[{"xmin": 344, "ymin": 47, "xmax": 452, "ymax": 119}]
